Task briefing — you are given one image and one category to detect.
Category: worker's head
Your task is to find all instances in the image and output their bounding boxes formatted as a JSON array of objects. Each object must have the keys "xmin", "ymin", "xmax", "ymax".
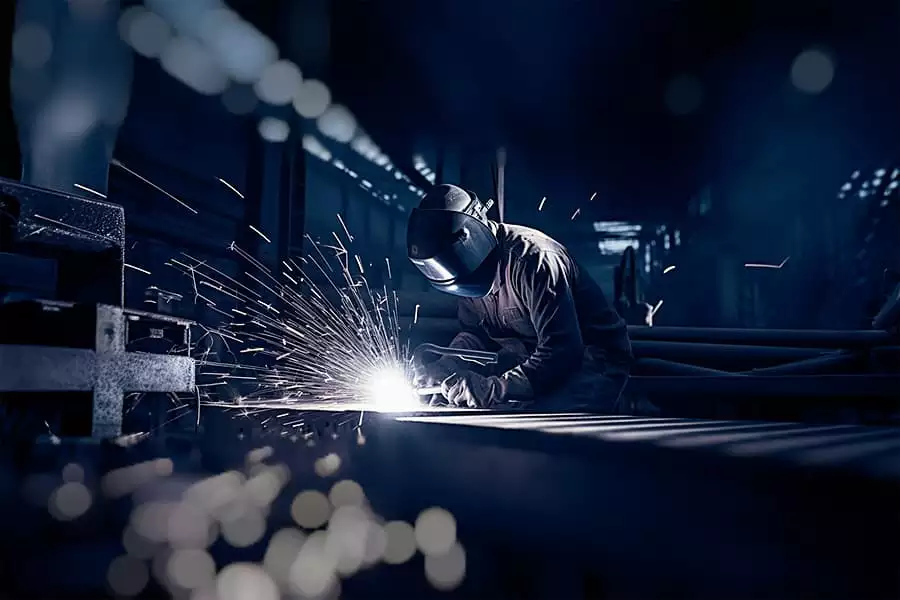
[{"xmin": 406, "ymin": 184, "xmax": 499, "ymax": 298}]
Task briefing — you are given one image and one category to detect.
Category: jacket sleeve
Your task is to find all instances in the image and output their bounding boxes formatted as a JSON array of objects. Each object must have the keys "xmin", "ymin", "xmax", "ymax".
[{"xmin": 508, "ymin": 251, "xmax": 584, "ymax": 394}]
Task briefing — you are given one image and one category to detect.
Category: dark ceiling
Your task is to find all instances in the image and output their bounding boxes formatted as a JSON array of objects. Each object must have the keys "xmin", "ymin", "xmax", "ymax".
[{"xmin": 296, "ymin": 0, "xmax": 900, "ymax": 222}]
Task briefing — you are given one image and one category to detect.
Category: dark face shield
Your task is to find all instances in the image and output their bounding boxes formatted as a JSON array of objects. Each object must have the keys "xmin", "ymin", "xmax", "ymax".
[{"xmin": 407, "ymin": 209, "xmax": 499, "ymax": 297}]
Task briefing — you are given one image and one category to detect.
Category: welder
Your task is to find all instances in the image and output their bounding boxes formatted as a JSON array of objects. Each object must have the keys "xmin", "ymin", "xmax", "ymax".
[{"xmin": 407, "ymin": 184, "xmax": 633, "ymax": 410}]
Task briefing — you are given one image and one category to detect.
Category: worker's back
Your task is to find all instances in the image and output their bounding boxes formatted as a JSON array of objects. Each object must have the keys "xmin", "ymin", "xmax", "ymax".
[{"xmin": 464, "ymin": 223, "xmax": 632, "ymax": 369}]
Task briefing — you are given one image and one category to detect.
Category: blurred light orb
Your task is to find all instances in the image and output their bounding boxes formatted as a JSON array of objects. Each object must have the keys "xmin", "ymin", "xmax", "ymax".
[
  {"xmin": 221, "ymin": 509, "xmax": 267, "ymax": 548},
  {"xmin": 263, "ymin": 528, "xmax": 307, "ymax": 584},
  {"xmin": 425, "ymin": 542, "xmax": 467, "ymax": 591},
  {"xmin": 382, "ymin": 520, "xmax": 417, "ymax": 565},
  {"xmin": 217, "ymin": 563, "xmax": 279, "ymax": 600},
  {"xmin": 255, "ymin": 59, "xmax": 303, "ymax": 106},
  {"xmin": 664, "ymin": 74, "xmax": 703, "ymax": 116},
  {"xmin": 415, "ymin": 507, "xmax": 457, "ymax": 556},
  {"xmin": 317, "ymin": 105, "xmax": 357, "ymax": 143},
  {"xmin": 62, "ymin": 463, "xmax": 85, "ymax": 483},
  {"xmin": 288, "ymin": 531, "xmax": 338, "ymax": 598},
  {"xmin": 258, "ymin": 117, "xmax": 290, "ymax": 143},
  {"xmin": 13, "ymin": 23, "xmax": 53, "ymax": 69},
  {"xmin": 108, "ymin": 555, "xmax": 149, "ymax": 597},
  {"xmin": 302, "ymin": 134, "xmax": 332, "ymax": 162},
  {"xmin": 293, "ymin": 79, "xmax": 332, "ymax": 118},
  {"xmin": 791, "ymin": 49, "xmax": 834, "ymax": 94},
  {"xmin": 167, "ymin": 549, "xmax": 216, "ymax": 590},
  {"xmin": 329, "ymin": 479, "xmax": 365, "ymax": 508},
  {"xmin": 198, "ymin": 8, "xmax": 278, "ymax": 84},
  {"xmin": 314, "ymin": 452, "xmax": 342, "ymax": 477},
  {"xmin": 290, "ymin": 490, "xmax": 331, "ymax": 528},
  {"xmin": 50, "ymin": 481, "xmax": 92, "ymax": 520},
  {"xmin": 123, "ymin": 9, "xmax": 171, "ymax": 58},
  {"xmin": 160, "ymin": 37, "xmax": 229, "ymax": 96},
  {"xmin": 167, "ymin": 501, "xmax": 215, "ymax": 549}
]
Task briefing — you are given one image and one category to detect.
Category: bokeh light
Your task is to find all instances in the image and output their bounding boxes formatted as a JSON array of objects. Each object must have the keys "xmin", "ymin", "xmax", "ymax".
[
  {"xmin": 293, "ymin": 79, "xmax": 332, "ymax": 118},
  {"xmin": 258, "ymin": 117, "xmax": 290, "ymax": 143},
  {"xmin": 415, "ymin": 507, "xmax": 457, "ymax": 556},
  {"xmin": 424, "ymin": 542, "xmax": 467, "ymax": 590},
  {"xmin": 382, "ymin": 520, "xmax": 417, "ymax": 565},
  {"xmin": 791, "ymin": 49, "xmax": 834, "ymax": 94},
  {"xmin": 255, "ymin": 60, "xmax": 303, "ymax": 106},
  {"xmin": 49, "ymin": 481, "xmax": 92, "ymax": 520},
  {"xmin": 12, "ymin": 23, "xmax": 53, "ymax": 69},
  {"xmin": 290, "ymin": 490, "xmax": 331, "ymax": 528},
  {"xmin": 217, "ymin": 563, "xmax": 280, "ymax": 600}
]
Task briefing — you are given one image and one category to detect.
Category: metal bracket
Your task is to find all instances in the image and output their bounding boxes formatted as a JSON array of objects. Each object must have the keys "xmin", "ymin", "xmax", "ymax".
[{"xmin": 0, "ymin": 304, "xmax": 195, "ymax": 438}]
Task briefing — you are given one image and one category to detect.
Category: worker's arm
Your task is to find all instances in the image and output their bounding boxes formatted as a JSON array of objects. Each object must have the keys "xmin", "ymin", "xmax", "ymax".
[
  {"xmin": 507, "ymin": 251, "xmax": 584, "ymax": 395},
  {"xmin": 449, "ymin": 300, "xmax": 494, "ymax": 352},
  {"xmin": 414, "ymin": 301, "xmax": 493, "ymax": 398}
]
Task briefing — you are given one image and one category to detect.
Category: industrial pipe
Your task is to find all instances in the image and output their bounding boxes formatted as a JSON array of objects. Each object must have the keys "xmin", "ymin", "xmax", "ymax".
[{"xmin": 628, "ymin": 326, "xmax": 894, "ymax": 348}]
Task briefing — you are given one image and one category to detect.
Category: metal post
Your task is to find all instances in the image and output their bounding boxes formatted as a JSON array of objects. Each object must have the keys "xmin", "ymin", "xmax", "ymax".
[{"xmin": 496, "ymin": 147, "xmax": 506, "ymax": 222}]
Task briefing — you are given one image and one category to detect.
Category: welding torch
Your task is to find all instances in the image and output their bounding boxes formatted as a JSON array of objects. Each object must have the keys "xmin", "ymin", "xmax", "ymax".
[{"xmin": 411, "ymin": 343, "xmax": 499, "ymax": 396}]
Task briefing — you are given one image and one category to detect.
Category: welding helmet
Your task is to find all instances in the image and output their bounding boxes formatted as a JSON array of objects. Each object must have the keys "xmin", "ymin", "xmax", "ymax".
[{"xmin": 407, "ymin": 184, "xmax": 499, "ymax": 298}]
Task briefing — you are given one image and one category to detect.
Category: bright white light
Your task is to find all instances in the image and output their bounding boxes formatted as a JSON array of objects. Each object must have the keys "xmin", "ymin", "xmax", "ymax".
[
  {"xmin": 368, "ymin": 370, "xmax": 419, "ymax": 412},
  {"xmin": 598, "ymin": 239, "xmax": 640, "ymax": 255},
  {"xmin": 593, "ymin": 221, "xmax": 642, "ymax": 234}
]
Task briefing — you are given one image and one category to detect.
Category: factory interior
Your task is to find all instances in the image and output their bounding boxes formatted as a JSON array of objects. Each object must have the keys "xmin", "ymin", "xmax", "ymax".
[{"xmin": 1, "ymin": 0, "xmax": 899, "ymax": 598}]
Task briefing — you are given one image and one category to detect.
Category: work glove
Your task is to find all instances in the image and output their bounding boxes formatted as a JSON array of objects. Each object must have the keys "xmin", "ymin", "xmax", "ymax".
[
  {"xmin": 412, "ymin": 357, "xmax": 459, "ymax": 406},
  {"xmin": 441, "ymin": 369, "xmax": 533, "ymax": 409}
]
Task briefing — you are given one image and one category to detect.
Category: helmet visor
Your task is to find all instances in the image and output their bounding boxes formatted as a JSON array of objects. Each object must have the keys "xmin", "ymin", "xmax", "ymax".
[{"xmin": 407, "ymin": 209, "xmax": 497, "ymax": 284}]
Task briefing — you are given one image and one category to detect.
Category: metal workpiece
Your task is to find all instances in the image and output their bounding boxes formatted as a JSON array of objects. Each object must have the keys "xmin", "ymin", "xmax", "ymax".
[
  {"xmin": 0, "ymin": 303, "xmax": 195, "ymax": 439},
  {"xmin": 0, "ymin": 176, "xmax": 125, "ymax": 251},
  {"xmin": 0, "ymin": 176, "xmax": 126, "ymax": 305}
]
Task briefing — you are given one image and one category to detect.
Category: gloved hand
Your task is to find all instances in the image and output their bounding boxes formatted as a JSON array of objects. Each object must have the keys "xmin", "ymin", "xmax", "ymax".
[
  {"xmin": 441, "ymin": 369, "xmax": 533, "ymax": 408},
  {"xmin": 412, "ymin": 357, "xmax": 459, "ymax": 405}
]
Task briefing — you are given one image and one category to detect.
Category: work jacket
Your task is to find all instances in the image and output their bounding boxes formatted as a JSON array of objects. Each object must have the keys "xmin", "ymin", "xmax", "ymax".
[{"xmin": 449, "ymin": 223, "xmax": 633, "ymax": 398}]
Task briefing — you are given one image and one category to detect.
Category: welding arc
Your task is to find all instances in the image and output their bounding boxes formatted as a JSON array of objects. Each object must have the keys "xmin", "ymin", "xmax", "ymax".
[{"xmin": 169, "ymin": 219, "xmax": 410, "ymax": 407}]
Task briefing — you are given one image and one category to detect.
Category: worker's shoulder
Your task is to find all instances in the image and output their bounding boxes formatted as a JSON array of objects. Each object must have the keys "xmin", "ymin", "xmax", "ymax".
[{"xmin": 502, "ymin": 223, "xmax": 571, "ymax": 262}]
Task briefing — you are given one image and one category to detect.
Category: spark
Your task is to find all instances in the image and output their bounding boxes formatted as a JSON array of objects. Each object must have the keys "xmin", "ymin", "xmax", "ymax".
[
  {"xmin": 74, "ymin": 183, "xmax": 106, "ymax": 198},
  {"xmin": 249, "ymin": 225, "xmax": 271, "ymax": 243},
  {"xmin": 570, "ymin": 208, "xmax": 580, "ymax": 220},
  {"xmin": 111, "ymin": 159, "xmax": 198, "ymax": 214},
  {"xmin": 744, "ymin": 257, "xmax": 790, "ymax": 269},
  {"xmin": 125, "ymin": 263, "xmax": 151, "ymax": 275},
  {"xmin": 538, "ymin": 196, "xmax": 546, "ymax": 211},
  {"xmin": 172, "ymin": 214, "xmax": 414, "ymax": 413},
  {"xmin": 413, "ymin": 304, "xmax": 420, "ymax": 325},
  {"xmin": 217, "ymin": 177, "xmax": 245, "ymax": 199},
  {"xmin": 663, "ymin": 265, "xmax": 676, "ymax": 274},
  {"xmin": 589, "ymin": 192, "xmax": 597, "ymax": 202}
]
